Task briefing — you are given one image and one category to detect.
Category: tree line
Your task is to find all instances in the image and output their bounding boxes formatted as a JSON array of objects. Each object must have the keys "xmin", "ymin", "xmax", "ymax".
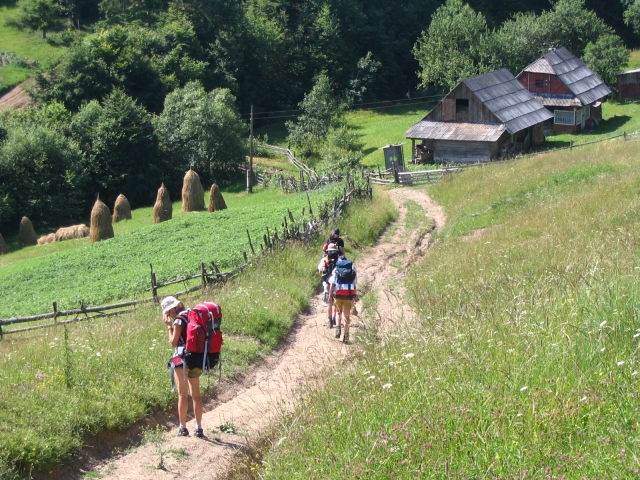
[{"xmin": 2, "ymin": 0, "xmax": 638, "ymax": 235}]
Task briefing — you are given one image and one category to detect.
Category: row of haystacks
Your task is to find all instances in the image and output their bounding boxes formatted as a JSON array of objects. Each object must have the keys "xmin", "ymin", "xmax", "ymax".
[{"xmin": 0, "ymin": 169, "xmax": 227, "ymax": 254}]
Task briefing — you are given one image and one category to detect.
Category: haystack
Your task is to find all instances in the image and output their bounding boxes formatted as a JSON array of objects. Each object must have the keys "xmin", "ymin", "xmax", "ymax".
[
  {"xmin": 112, "ymin": 194, "xmax": 132, "ymax": 222},
  {"xmin": 18, "ymin": 216, "xmax": 37, "ymax": 248},
  {"xmin": 55, "ymin": 224, "xmax": 89, "ymax": 242},
  {"xmin": 0, "ymin": 233, "xmax": 8, "ymax": 255},
  {"xmin": 153, "ymin": 183, "xmax": 172, "ymax": 223},
  {"xmin": 182, "ymin": 169, "xmax": 205, "ymax": 212},
  {"xmin": 90, "ymin": 196, "xmax": 114, "ymax": 243},
  {"xmin": 208, "ymin": 184, "xmax": 227, "ymax": 212},
  {"xmin": 37, "ymin": 233, "xmax": 56, "ymax": 245}
]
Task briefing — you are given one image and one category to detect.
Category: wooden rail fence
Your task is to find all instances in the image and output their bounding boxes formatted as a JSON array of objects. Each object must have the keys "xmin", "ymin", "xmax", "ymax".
[{"xmin": 0, "ymin": 180, "xmax": 372, "ymax": 337}]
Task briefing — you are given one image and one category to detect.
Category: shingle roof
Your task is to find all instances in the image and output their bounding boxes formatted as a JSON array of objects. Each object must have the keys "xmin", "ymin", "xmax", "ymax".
[
  {"xmin": 405, "ymin": 121, "xmax": 506, "ymax": 142},
  {"xmin": 521, "ymin": 47, "xmax": 611, "ymax": 106},
  {"xmin": 462, "ymin": 68, "xmax": 554, "ymax": 134},
  {"xmin": 534, "ymin": 96, "xmax": 582, "ymax": 107}
]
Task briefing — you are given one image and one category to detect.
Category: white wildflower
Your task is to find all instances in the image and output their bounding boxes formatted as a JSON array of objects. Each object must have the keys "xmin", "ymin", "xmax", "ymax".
[
  {"xmin": 382, "ymin": 383, "xmax": 392, "ymax": 389},
  {"xmin": 580, "ymin": 396, "xmax": 587, "ymax": 402},
  {"xmin": 520, "ymin": 386, "xmax": 528, "ymax": 392},
  {"xmin": 404, "ymin": 353, "xmax": 415, "ymax": 358},
  {"xmin": 367, "ymin": 375, "xmax": 376, "ymax": 380},
  {"xmin": 633, "ymin": 371, "xmax": 638, "ymax": 376},
  {"xmin": 96, "ymin": 352, "xmax": 101, "ymax": 357},
  {"xmin": 617, "ymin": 361, "xmax": 625, "ymax": 366},
  {"xmin": 599, "ymin": 321, "xmax": 607, "ymax": 328},
  {"xmin": 601, "ymin": 348, "xmax": 606, "ymax": 352}
]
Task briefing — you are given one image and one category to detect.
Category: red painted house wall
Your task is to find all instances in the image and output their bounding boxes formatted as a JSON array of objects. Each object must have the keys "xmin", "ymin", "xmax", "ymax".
[{"xmin": 517, "ymin": 73, "xmax": 572, "ymax": 96}]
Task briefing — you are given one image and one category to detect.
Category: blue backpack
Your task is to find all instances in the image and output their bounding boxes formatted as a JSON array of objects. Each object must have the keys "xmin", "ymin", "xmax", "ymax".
[{"xmin": 334, "ymin": 259, "xmax": 355, "ymax": 283}]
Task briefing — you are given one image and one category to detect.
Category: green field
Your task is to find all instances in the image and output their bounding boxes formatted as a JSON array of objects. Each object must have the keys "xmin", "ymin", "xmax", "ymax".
[
  {"xmin": 0, "ymin": 186, "xmax": 338, "ymax": 319},
  {"xmin": 258, "ymin": 131, "xmax": 640, "ymax": 478},
  {"xmin": 0, "ymin": 183, "xmax": 393, "ymax": 478},
  {"xmin": 0, "ymin": 5, "xmax": 68, "ymax": 92}
]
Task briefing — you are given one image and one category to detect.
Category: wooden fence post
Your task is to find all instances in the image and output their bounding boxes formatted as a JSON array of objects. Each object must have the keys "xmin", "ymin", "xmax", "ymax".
[
  {"xmin": 201, "ymin": 262, "xmax": 206, "ymax": 289},
  {"xmin": 243, "ymin": 251, "xmax": 248, "ymax": 263},
  {"xmin": 306, "ymin": 193, "xmax": 313, "ymax": 215},
  {"xmin": 53, "ymin": 302, "xmax": 58, "ymax": 325},
  {"xmin": 570, "ymin": 140, "xmax": 573, "ymax": 151},
  {"xmin": 624, "ymin": 131, "xmax": 627, "ymax": 141},
  {"xmin": 247, "ymin": 229, "xmax": 255, "ymax": 255},
  {"xmin": 150, "ymin": 264, "xmax": 158, "ymax": 301}
]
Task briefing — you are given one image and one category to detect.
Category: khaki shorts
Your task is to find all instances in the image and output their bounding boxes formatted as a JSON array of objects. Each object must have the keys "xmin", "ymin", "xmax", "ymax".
[
  {"xmin": 175, "ymin": 365, "xmax": 203, "ymax": 378},
  {"xmin": 333, "ymin": 297, "xmax": 353, "ymax": 311}
]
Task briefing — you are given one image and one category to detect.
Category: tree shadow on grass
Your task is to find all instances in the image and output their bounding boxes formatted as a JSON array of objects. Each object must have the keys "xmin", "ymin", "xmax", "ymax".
[{"xmin": 592, "ymin": 114, "xmax": 632, "ymax": 135}]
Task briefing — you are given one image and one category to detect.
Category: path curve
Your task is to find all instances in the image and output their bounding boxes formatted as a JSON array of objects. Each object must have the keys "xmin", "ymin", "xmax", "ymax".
[{"xmin": 84, "ymin": 187, "xmax": 445, "ymax": 479}]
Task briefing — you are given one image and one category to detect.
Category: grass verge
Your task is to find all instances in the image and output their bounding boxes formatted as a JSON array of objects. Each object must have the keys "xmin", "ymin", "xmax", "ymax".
[{"xmin": 253, "ymin": 138, "xmax": 640, "ymax": 477}]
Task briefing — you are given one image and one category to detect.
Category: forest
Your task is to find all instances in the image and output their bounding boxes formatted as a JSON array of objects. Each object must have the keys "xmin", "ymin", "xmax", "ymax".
[{"xmin": 1, "ymin": 0, "xmax": 638, "ymax": 234}]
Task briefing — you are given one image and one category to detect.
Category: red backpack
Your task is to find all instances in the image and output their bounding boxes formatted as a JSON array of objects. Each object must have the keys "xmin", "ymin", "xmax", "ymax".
[{"xmin": 186, "ymin": 302, "xmax": 223, "ymax": 357}]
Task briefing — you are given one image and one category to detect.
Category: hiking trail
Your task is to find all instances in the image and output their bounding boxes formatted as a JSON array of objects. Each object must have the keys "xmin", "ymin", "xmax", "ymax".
[{"xmin": 75, "ymin": 187, "xmax": 445, "ymax": 479}]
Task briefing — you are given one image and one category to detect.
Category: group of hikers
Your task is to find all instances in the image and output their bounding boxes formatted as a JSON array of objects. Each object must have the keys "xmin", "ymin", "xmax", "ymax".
[
  {"xmin": 160, "ymin": 227, "xmax": 357, "ymax": 437},
  {"xmin": 317, "ymin": 228, "xmax": 358, "ymax": 344}
]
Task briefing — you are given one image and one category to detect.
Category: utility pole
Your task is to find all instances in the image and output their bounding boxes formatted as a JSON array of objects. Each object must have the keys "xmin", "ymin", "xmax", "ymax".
[{"xmin": 247, "ymin": 104, "xmax": 254, "ymax": 194}]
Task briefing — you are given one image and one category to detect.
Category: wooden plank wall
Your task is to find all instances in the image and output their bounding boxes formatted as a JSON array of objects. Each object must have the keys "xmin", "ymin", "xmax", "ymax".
[
  {"xmin": 425, "ymin": 83, "xmax": 500, "ymax": 124},
  {"xmin": 435, "ymin": 140, "xmax": 491, "ymax": 163}
]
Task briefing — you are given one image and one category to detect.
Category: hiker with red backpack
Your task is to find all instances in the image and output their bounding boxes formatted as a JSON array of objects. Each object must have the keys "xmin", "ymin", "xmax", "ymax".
[
  {"xmin": 328, "ymin": 258, "xmax": 357, "ymax": 343},
  {"xmin": 323, "ymin": 228, "xmax": 346, "ymax": 258},
  {"xmin": 162, "ymin": 295, "xmax": 222, "ymax": 438},
  {"xmin": 318, "ymin": 243, "xmax": 340, "ymax": 327}
]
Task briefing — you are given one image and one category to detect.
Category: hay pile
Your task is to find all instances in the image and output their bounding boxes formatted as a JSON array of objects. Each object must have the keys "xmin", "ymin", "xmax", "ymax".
[
  {"xmin": 38, "ymin": 233, "xmax": 56, "ymax": 245},
  {"xmin": 90, "ymin": 196, "xmax": 114, "ymax": 243},
  {"xmin": 182, "ymin": 169, "xmax": 205, "ymax": 212},
  {"xmin": 208, "ymin": 184, "xmax": 227, "ymax": 212},
  {"xmin": 18, "ymin": 216, "xmax": 37, "ymax": 248},
  {"xmin": 55, "ymin": 224, "xmax": 89, "ymax": 242},
  {"xmin": 112, "ymin": 194, "xmax": 132, "ymax": 222},
  {"xmin": 0, "ymin": 233, "xmax": 8, "ymax": 255},
  {"xmin": 153, "ymin": 183, "xmax": 172, "ymax": 223}
]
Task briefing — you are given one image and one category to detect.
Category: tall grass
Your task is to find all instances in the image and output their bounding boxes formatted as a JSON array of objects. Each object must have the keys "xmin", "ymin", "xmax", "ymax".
[
  {"xmin": 0, "ymin": 186, "xmax": 388, "ymax": 478},
  {"xmin": 257, "ymin": 141, "xmax": 640, "ymax": 477}
]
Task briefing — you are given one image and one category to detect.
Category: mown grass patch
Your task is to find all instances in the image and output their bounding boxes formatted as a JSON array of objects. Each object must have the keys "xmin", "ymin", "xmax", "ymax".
[
  {"xmin": 0, "ymin": 187, "xmax": 338, "ymax": 318},
  {"xmin": 255, "ymin": 138, "xmax": 640, "ymax": 477},
  {"xmin": 0, "ymin": 6, "xmax": 68, "ymax": 91}
]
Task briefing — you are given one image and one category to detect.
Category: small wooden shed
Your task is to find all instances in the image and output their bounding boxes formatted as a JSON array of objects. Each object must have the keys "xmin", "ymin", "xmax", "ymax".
[
  {"xmin": 517, "ymin": 47, "xmax": 611, "ymax": 133},
  {"xmin": 405, "ymin": 69, "xmax": 553, "ymax": 164},
  {"xmin": 618, "ymin": 68, "xmax": 640, "ymax": 100}
]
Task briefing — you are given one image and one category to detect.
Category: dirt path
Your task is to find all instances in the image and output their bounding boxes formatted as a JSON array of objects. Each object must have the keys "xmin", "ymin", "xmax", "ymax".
[
  {"xmin": 86, "ymin": 187, "xmax": 445, "ymax": 479},
  {"xmin": 0, "ymin": 85, "xmax": 32, "ymax": 111}
]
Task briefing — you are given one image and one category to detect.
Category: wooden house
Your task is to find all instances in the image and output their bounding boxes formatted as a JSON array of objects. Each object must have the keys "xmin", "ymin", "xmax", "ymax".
[
  {"xmin": 618, "ymin": 68, "xmax": 640, "ymax": 100},
  {"xmin": 405, "ymin": 68, "xmax": 553, "ymax": 164},
  {"xmin": 516, "ymin": 47, "xmax": 611, "ymax": 134}
]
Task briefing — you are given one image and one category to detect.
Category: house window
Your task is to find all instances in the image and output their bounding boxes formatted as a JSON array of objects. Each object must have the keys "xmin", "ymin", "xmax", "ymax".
[
  {"xmin": 456, "ymin": 98, "xmax": 469, "ymax": 121},
  {"xmin": 535, "ymin": 79, "xmax": 544, "ymax": 88},
  {"xmin": 554, "ymin": 110, "xmax": 575, "ymax": 125}
]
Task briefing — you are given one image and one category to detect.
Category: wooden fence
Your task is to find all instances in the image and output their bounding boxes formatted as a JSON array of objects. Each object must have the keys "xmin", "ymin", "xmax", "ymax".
[
  {"xmin": 0, "ymin": 180, "xmax": 372, "ymax": 337},
  {"xmin": 366, "ymin": 130, "xmax": 640, "ymax": 186}
]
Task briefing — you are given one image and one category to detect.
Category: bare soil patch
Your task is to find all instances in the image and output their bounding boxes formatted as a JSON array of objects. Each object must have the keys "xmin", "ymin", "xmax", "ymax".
[
  {"xmin": 58, "ymin": 187, "xmax": 444, "ymax": 480},
  {"xmin": 0, "ymin": 85, "xmax": 32, "ymax": 111}
]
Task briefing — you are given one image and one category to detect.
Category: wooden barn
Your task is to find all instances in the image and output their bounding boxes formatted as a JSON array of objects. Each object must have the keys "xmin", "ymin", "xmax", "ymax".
[
  {"xmin": 405, "ymin": 68, "xmax": 553, "ymax": 164},
  {"xmin": 618, "ymin": 68, "xmax": 640, "ymax": 100},
  {"xmin": 516, "ymin": 47, "xmax": 611, "ymax": 134}
]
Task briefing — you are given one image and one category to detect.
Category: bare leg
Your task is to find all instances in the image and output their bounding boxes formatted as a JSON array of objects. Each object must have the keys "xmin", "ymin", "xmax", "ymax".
[
  {"xmin": 187, "ymin": 376, "xmax": 203, "ymax": 425},
  {"xmin": 174, "ymin": 367, "xmax": 189, "ymax": 425}
]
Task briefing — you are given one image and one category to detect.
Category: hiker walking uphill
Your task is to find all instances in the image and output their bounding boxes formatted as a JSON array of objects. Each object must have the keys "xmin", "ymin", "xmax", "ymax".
[
  {"xmin": 318, "ymin": 243, "xmax": 341, "ymax": 327},
  {"xmin": 162, "ymin": 296, "xmax": 223, "ymax": 438},
  {"xmin": 328, "ymin": 258, "xmax": 357, "ymax": 344},
  {"xmin": 323, "ymin": 228, "xmax": 346, "ymax": 258}
]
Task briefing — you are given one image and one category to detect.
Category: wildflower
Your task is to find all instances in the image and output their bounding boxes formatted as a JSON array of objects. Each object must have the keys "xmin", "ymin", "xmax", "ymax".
[
  {"xmin": 96, "ymin": 352, "xmax": 101, "ymax": 357},
  {"xmin": 405, "ymin": 353, "xmax": 415, "ymax": 358},
  {"xmin": 600, "ymin": 321, "xmax": 607, "ymax": 328},
  {"xmin": 617, "ymin": 361, "xmax": 625, "ymax": 366},
  {"xmin": 382, "ymin": 383, "xmax": 392, "ymax": 389},
  {"xmin": 632, "ymin": 371, "xmax": 638, "ymax": 376},
  {"xmin": 634, "ymin": 333, "xmax": 640, "ymax": 339},
  {"xmin": 520, "ymin": 386, "xmax": 528, "ymax": 392},
  {"xmin": 601, "ymin": 348, "xmax": 606, "ymax": 352},
  {"xmin": 580, "ymin": 396, "xmax": 587, "ymax": 402},
  {"xmin": 367, "ymin": 376, "xmax": 376, "ymax": 380}
]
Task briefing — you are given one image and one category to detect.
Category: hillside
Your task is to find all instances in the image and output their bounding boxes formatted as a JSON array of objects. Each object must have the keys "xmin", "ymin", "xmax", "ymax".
[{"xmin": 252, "ymin": 137, "xmax": 640, "ymax": 477}]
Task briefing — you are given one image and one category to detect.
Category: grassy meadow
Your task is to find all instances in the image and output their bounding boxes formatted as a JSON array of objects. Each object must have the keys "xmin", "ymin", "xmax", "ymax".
[
  {"xmin": 255, "ymin": 136, "xmax": 640, "ymax": 477},
  {"xmin": 0, "ymin": 5, "xmax": 69, "ymax": 92},
  {"xmin": 0, "ymin": 186, "xmax": 339, "ymax": 319},
  {"xmin": 0, "ymin": 182, "xmax": 395, "ymax": 478}
]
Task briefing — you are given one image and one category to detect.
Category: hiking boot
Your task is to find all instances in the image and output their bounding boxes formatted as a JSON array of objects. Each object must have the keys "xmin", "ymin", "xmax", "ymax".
[
  {"xmin": 178, "ymin": 425, "xmax": 189, "ymax": 437},
  {"xmin": 335, "ymin": 325, "xmax": 341, "ymax": 339},
  {"xmin": 343, "ymin": 332, "xmax": 350, "ymax": 344},
  {"xmin": 194, "ymin": 426, "xmax": 204, "ymax": 438},
  {"xmin": 328, "ymin": 316, "xmax": 334, "ymax": 328}
]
